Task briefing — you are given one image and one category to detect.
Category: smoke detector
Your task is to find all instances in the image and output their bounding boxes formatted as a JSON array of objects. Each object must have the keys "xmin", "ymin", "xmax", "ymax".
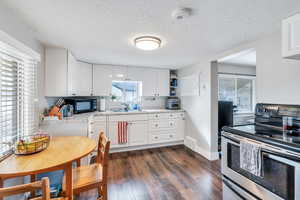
[{"xmin": 172, "ymin": 8, "xmax": 192, "ymax": 20}]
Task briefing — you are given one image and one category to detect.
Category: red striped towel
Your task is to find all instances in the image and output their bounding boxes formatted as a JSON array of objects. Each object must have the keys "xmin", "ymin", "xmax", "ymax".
[{"xmin": 118, "ymin": 121, "xmax": 128, "ymax": 144}]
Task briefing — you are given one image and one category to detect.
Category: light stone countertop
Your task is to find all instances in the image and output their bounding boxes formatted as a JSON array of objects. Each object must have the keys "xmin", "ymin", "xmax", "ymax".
[{"xmin": 43, "ymin": 109, "xmax": 185, "ymax": 122}]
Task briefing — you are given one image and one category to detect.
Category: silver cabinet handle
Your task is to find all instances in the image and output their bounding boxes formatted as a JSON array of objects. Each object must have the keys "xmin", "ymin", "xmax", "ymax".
[
  {"xmin": 169, "ymin": 135, "xmax": 173, "ymax": 138},
  {"xmin": 154, "ymin": 136, "xmax": 158, "ymax": 139}
]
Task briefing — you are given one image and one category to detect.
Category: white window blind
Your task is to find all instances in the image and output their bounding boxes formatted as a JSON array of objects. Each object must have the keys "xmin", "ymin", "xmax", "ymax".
[{"xmin": 0, "ymin": 43, "xmax": 37, "ymax": 158}]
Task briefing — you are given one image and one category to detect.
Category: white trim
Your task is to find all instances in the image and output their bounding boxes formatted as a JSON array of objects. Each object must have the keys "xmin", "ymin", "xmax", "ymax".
[{"xmin": 0, "ymin": 30, "xmax": 41, "ymax": 61}]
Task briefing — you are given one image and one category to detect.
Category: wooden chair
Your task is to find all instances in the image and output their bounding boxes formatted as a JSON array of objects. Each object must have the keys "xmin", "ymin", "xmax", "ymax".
[
  {"xmin": 64, "ymin": 132, "xmax": 110, "ymax": 200},
  {"xmin": 0, "ymin": 177, "xmax": 67, "ymax": 200}
]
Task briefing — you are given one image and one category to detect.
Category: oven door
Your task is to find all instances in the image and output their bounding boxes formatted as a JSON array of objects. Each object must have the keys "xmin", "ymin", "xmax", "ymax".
[{"xmin": 222, "ymin": 132, "xmax": 300, "ymax": 200}]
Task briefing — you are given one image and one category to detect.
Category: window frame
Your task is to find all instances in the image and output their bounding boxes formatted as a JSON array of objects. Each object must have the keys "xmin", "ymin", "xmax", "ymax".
[
  {"xmin": 111, "ymin": 80, "xmax": 142, "ymax": 105},
  {"xmin": 218, "ymin": 74, "xmax": 256, "ymax": 114},
  {"xmin": 0, "ymin": 42, "xmax": 38, "ymax": 159}
]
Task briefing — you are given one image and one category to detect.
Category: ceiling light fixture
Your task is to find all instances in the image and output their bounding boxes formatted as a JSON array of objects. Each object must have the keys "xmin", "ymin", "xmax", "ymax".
[{"xmin": 134, "ymin": 36, "xmax": 161, "ymax": 51}]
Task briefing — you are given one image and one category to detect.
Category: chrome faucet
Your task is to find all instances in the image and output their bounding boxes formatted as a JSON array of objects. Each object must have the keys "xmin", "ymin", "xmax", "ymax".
[{"xmin": 121, "ymin": 103, "xmax": 130, "ymax": 111}]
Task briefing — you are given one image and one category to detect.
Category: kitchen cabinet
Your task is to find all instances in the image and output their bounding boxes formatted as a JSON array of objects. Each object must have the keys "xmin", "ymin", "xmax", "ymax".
[
  {"xmin": 68, "ymin": 61, "xmax": 93, "ymax": 96},
  {"xmin": 148, "ymin": 112, "xmax": 184, "ymax": 145},
  {"xmin": 111, "ymin": 66, "xmax": 128, "ymax": 81},
  {"xmin": 45, "ymin": 48, "xmax": 69, "ymax": 96},
  {"xmin": 88, "ymin": 115, "xmax": 107, "ymax": 148},
  {"xmin": 128, "ymin": 121, "xmax": 148, "ymax": 146},
  {"xmin": 108, "ymin": 121, "xmax": 128, "ymax": 148},
  {"xmin": 175, "ymin": 115, "xmax": 185, "ymax": 140},
  {"xmin": 156, "ymin": 69, "xmax": 170, "ymax": 96},
  {"xmin": 136, "ymin": 68, "xmax": 170, "ymax": 97},
  {"xmin": 93, "ymin": 65, "xmax": 113, "ymax": 96},
  {"xmin": 45, "ymin": 47, "xmax": 93, "ymax": 97},
  {"xmin": 282, "ymin": 13, "xmax": 300, "ymax": 59},
  {"xmin": 40, "ymin": 119, "xmax": 88, "ymax": 136},
  {"xmin": 140, "ymin": 69, "xmax": 157, "ymax": 96}
]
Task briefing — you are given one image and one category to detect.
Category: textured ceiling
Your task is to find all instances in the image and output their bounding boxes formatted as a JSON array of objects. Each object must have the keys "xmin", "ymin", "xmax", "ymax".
[{"xmin": 2, "ymin": 0, "xmax": 300, "ymax": 68}]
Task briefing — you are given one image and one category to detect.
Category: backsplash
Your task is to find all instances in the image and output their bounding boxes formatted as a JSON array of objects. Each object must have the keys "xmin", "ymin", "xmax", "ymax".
[{"xmin": 44, "ymin": 96, "xmax": 167, "ymax": 113}]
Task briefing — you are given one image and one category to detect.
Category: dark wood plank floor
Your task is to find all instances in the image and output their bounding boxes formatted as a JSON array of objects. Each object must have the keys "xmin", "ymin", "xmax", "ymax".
[{"xmin": 78, "ymin": 146, "xmax": 222, "ymax": 200}]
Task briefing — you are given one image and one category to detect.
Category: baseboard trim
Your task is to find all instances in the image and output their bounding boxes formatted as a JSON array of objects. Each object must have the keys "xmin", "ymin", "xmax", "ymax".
[
  {"xmin": 184, "ymin": 136, "xmax": 219, "ymax": 161},
  {"xmin": 110, "ymin": 140, "xmax": 184, "ymax": 153}
]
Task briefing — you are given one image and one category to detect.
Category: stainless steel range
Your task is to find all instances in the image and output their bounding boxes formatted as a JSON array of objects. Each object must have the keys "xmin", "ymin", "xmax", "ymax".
[{"xmin": 222, "ymin": 103, "xmax": 300, "ymax": 200}]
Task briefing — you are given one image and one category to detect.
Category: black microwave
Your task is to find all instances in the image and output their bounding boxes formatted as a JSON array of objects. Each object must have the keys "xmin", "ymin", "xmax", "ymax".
[{"xmin": 64, "ymin": 98, "xmax": 97, "ymax": 114}]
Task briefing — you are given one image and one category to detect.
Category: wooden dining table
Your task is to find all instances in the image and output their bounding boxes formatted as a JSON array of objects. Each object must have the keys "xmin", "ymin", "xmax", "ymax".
[{"xmin": 0, "ymin": 136, "xmax": 96, "ymax": 200}]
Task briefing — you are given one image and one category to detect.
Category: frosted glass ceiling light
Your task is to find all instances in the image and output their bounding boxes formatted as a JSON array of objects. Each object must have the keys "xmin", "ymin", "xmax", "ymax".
[{"xmin": 134, "ymin": 36, "xmax": 161, "ymax": 51}]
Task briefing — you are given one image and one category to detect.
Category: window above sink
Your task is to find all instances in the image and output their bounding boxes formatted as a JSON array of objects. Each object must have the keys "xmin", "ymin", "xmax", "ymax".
[{"xmin": 111, "ymin": 80, "xmax": 142, "ymax": 110}]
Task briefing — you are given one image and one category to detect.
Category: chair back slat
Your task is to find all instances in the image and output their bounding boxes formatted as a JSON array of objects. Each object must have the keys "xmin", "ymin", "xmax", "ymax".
[
  {"xmin": 0, "ymin": 178, "xmax": 50, "ymax": 199},
  {"xmin": 96, "ymin": 132, "xmax": 110, "ymax": 185}
]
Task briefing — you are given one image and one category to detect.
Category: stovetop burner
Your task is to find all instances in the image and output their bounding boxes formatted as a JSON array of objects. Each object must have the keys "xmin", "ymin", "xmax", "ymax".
[{"xmin": 230, "ymin": 124, "xmax": 300, "ymax": 146}]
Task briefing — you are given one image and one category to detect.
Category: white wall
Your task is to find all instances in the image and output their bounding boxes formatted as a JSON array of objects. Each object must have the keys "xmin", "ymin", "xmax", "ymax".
[
  {"xmin": 179, "ymin": 30, "xmax": 300, "ymax": 161},
  {"xmin": 218, "ymin": 63, "xmax": 256, "ymax": 76},
  {"xmin": 178, "ymin": 60, "xmax": 219, "ymax": 160}
]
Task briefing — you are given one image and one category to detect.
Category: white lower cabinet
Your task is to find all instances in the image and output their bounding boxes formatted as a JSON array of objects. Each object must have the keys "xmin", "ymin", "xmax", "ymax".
[
  {"xmin": 150, "ymin": 130, "xmax": 176, "ymax": 144},
  {"xmin": 87, "ymin": 112, "xmax": 185, "ymax": 151},
  {"xmin": 128, "ymin": 121, "xmax": 148, "ymax": 146},
  {"xmin": 108, "ymin": 121, "xmax": 128, "ymax": 148}
]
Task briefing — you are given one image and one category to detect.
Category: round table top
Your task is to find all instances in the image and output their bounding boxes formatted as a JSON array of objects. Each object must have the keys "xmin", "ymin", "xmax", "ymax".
[{"xmin": 0, "ymin": 136, "xmax": 96, "ymax": 178}]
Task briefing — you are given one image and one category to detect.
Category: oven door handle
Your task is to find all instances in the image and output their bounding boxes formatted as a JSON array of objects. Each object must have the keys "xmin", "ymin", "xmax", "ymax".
[{"xmin": 262, "ymin": 152, "xmax": 300, "ymax": 167}]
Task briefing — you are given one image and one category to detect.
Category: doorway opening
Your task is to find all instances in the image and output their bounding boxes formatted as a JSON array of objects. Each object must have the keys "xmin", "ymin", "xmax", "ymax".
[{"xmin": 215, "ymin": 48, "xmax": 257, "ymax": 154}]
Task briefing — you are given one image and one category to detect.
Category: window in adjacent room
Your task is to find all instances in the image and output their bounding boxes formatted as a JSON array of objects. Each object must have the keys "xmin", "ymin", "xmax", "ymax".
[
  {"xmin": 0, "ymin": 41, "xmax": 38, "ymax": 158},
  {"xmin": 111, "ymin": 80, "xmax": 142, "ymax": 110},
  {"xmin": 218, "ymin": 74, "xmax": 255, "ymax": 113}
]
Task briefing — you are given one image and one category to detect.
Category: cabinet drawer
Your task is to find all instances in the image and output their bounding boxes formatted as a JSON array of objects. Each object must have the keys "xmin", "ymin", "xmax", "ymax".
[
  {"xmin": 149, "ymin": 112, "xmax": 185, "ymax": 120},
  {"xmin": 148, "ymin": 113, "xmax": 170, "ymax": 120},
  {"xmin": 150, "ymin": 120, "xmax": 176, "ymax": 130},
  {"xmin": 92, "ymin": 115, "xmax": 107, "ymax": 122},
  {"xmin": 109, "ymin": 114, "xmax": 148, "ymax": 122},
  {"xmin": 150, "ymin": 131, "xmax": 176, "ymax": 143},
  {"xmin": 169, "ymin": 112, "xmax": 185, "ymax": 119}
]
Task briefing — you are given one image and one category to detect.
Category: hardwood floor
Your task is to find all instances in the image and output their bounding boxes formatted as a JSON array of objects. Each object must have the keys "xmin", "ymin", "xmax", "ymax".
[{"xmin": 78, "ymin": 146, "xmax": 222, "ymax": 200}]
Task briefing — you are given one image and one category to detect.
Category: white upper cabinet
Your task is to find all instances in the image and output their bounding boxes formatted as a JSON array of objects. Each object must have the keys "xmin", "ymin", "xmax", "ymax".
[
  {"xmin": 156, "ymin": 69, "xmax": 170, "ymax": 96},
  {"xmin": 127, "ymin": 68, "xmax": 170, "ymax": 97},
  {"xmin": 45, "ymin": 48, "xmax": 69, "ymax": 96},
  {"xmin": 93, "ymin": 65, "xmax": 113, "ymax": 96},
  {"xmin": 45, "ymin": 47, "xmax": 93, "ymax": 97},
  {"xmin": 282, "ymin": 13, "xmax": 300, "ymax": 59},
  {"xmin": 68, "ymin": 60, "xmax": 93, "ymax": 96},
  {"xmin": 111, "ymin": 66, "xmax": 128, "ymax": 81}
]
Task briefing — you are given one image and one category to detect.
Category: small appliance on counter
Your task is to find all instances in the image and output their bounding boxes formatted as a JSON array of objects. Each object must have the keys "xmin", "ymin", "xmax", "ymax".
[
  {"xmin": 64, "ymin": 98, "xmax": 97, "ymax": 114},
  {"xmin": 100, "ymin": 97, "xmax": 106, "ymax": 112},
  {"xmin": 166, "ymin": 97, "xmax": 180, "ymax": 110}
]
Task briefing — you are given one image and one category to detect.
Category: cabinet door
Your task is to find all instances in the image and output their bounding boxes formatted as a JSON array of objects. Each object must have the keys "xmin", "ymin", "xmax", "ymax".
[
  {"xmin": 128, "ymin": 121, "xmax": 148, "ymax": 146},
  {"xmin": 89, "ymin": 122, "xmax": 107, "ymax": 147},
  {"xmin": 68, "ymin": 60, "xmax": 93, "ymax": 96},
  {"xmin": 156, "ymin": 69, "xmax": 170, "ymax": 96},
  {"xmin": 175, "ymin": 118, "xmax": 185, "ymax": 140},
  {"xmin": 141, "ymin": 69, "xmax": 157, "ymax": 96},
  {"xmin": 93, "ymin": 65, "xmax": 113, "ymax": 96},
  {"xmin": 111, "ymin": 66, "xmax": 127, "ymax": 81},
  {"xmin": 108, "ymin": 122, "xmax": 128, "ymax": 148},
  {"xmin": 45, "ymin": 48, "xmax": 68, "ymax": 96},
  {"xmin": 127, "ymin": 67, "xmax": 143, "ymax": 81},
  {"xmin": 282, "ymin": 14, "xmax": 300, "ymax": 59}
]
